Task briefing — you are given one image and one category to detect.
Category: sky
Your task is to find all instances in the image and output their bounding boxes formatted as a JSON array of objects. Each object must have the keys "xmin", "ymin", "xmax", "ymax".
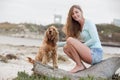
[{"xmin": 0, "ymin": 0, "xmax": 120, "ymax": 25}]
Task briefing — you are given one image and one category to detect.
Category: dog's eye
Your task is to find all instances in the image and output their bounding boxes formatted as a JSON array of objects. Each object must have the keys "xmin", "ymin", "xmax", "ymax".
[{"xmin": 52, "ymin": 28, "xmax": 55, "ymax": 31}]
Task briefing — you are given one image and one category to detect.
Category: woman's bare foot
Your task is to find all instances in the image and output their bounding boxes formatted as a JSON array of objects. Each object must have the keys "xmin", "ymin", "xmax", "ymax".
[{"xmin": 69, "ymin": 64, "xmax": 86, "ymax": 73}]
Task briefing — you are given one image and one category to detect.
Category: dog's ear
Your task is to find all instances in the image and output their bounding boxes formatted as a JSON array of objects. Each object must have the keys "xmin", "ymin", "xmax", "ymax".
[
  {"xmin": 44, "ymin": 30, "xmax": 49, "ymax": 42},
  {"xmin": 54, "ymin": 29, "xmax": 59, "ymax": 43}
]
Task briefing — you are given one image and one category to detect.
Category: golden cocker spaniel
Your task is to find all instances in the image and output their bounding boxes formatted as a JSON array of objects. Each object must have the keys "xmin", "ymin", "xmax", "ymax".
[{"xmin": 28, "ymin": 26, "xmax": 59, "ymax": 69}]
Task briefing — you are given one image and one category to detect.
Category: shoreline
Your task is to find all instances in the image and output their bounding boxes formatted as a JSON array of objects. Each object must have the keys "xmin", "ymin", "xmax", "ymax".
[{"xmin": 0, "ymin": 35, "xmax": 120, "ymax": 47}]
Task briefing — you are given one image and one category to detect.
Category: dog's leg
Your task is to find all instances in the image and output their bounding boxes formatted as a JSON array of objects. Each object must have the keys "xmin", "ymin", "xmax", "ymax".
[
  {"xmin": 41, "ymin": 53, "xmax": 48, "ymax": 65},
  {"xmin": 52, "ymin": 50, "xmax": 58, "ymax": 69}
]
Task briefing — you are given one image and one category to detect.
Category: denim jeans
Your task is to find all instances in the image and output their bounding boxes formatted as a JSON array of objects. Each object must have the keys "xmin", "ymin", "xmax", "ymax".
[{"xmin": 91, "ymin": 48, "xmax": 103, "ymax": 65}]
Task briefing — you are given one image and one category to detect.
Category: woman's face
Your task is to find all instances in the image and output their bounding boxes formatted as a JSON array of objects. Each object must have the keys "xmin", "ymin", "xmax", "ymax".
[{"xmin": 72, "ymin": 7, "xmax": 83, "ymax": 22}]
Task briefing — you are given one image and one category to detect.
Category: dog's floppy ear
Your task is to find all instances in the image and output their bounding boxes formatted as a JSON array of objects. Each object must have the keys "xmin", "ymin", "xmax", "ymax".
[
  {"xmin": 54, "ymin": 31, "xmax": 59, "ymax": 43},
  {"xmin": 54, "ymin": 30, "xmax": 59, "ymax": 43},
  {"xmin": 44, "ymin": 29, "xmax": 49, "ymax": 42}
]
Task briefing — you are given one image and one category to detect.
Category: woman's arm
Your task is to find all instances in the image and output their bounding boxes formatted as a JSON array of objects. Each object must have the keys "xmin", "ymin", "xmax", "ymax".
[{"xmin": 84, "ymin": 21, "xmax": 99, "ymax": 47}]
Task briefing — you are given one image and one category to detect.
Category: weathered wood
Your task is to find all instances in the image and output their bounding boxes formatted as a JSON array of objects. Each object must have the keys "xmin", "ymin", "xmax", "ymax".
[{"xmin": 33, "ymin": 57, "xmax": 120, "ymax": 80}]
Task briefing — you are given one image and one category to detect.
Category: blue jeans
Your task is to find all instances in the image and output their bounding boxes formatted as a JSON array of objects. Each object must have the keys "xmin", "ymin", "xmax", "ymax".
[{"xmin": 91, "ymin": 48, "xmax": 103, "ymax": 65}]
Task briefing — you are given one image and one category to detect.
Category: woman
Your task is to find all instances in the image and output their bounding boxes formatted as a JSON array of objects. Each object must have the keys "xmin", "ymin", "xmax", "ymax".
[{"xmin": 58, "ymin": 5, "xmax": 103, "ymax": 73}]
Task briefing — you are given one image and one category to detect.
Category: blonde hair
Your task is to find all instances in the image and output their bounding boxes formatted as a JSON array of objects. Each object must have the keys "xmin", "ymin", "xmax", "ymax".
[{"xmin": 63, "ymin": 5, "xmax": 83, "ymax": 39}]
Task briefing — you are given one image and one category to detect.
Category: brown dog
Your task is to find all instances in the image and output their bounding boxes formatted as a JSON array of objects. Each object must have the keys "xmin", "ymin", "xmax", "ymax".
[{"xmin": 27, "ymin": 26, "xmax": 59, "ymax": 69}]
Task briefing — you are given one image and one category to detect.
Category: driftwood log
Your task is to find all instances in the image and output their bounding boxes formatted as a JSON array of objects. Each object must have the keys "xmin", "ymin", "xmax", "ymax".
[{"xmin": 33, "ymin": 57, "xmax": 120, "ymax": 80}]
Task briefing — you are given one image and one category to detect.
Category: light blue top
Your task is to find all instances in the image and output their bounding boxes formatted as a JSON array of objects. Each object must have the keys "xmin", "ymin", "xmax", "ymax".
[{"xmin": 57, "ymin": 19, "xmax": 102, "ymax": 49}]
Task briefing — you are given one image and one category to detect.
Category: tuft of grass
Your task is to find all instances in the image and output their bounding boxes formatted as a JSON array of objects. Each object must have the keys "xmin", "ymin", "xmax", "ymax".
[
  {"xmin": 79, "ymin": 75, "xmax": 107, "ymax": 80},
  {"xmin": 13, "ymin": 71, "xmax": 108, "ymax": 80},
  {"xmin": 13, "ymin": 71, "xmax": 70, "ymax": 80}
]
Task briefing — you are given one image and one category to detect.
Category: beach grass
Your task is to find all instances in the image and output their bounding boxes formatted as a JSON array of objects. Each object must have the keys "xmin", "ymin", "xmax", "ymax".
[{"xmin": 13, "ymin": 71, "xmax": 107, "ymax": 80}]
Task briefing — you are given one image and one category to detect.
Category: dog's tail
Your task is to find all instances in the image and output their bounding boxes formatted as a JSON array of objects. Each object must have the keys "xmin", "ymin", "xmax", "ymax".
[{"xmin": 27, "ymin": 57, "xmax": 35, "ymax": 64}]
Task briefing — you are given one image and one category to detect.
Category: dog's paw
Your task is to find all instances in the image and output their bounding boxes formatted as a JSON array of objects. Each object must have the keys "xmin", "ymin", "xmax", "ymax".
[{"xmin": 53, "ymin": 65, "xmax": 58, "ymax": 69}]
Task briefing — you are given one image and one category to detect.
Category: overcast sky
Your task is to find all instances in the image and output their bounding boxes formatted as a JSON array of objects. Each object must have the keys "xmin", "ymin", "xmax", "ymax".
[{"xmin": 0, "ymin": 0, "xmax": 120, "ymax": 25}]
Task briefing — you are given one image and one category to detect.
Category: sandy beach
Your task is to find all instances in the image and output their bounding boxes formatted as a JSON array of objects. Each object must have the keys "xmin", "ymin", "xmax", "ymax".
[
  {"xmin": 0, "ymin": 44, "xmax": 75, "ymax": 80},
  {"xmin": 0, "ymin": 36, "xmax": 120, "ymax": 80}
]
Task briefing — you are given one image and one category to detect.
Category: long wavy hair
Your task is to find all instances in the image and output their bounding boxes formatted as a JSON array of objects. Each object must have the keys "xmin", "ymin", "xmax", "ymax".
[{"xmin": 63, "ymin": 5, "xmax": 83, "ymax": 39}]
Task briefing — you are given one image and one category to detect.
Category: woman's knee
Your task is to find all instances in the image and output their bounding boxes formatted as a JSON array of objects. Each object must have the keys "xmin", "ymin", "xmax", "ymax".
[{"xmin": 66, "ymin": 37, "xmax": 74, "ymax": 44}]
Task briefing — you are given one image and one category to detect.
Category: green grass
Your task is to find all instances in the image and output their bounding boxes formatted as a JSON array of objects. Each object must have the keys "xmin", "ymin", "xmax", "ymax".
[
  {"xmin": 79, "ymin": 75, "xmax": 107, "ymax": 80},
  {"xmin": 13, "ymin": 71, "xmax": 107, "ymax": 80},
  {"xmin": 13, "ymin": 71, "xmax": 70, "ymax": 80}
]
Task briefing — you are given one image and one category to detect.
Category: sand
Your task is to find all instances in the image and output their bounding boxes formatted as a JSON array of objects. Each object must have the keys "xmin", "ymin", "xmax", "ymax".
[
  {"xmin": 0, "ymin": 36, "xmax": 120, "ymax": 80},
  {"xmin": 0, "ymin": 44, "xmax": 76, "ymax": 80}
]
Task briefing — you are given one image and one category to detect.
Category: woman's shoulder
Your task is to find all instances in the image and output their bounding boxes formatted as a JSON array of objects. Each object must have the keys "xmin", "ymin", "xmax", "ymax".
[
  {"xmin": 85, "ymin": 19, "xmax": 96, "ymax": 27},
  {"xmin": 85, "ymin": 19, "xmax": 94, "ymax": 24}
]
